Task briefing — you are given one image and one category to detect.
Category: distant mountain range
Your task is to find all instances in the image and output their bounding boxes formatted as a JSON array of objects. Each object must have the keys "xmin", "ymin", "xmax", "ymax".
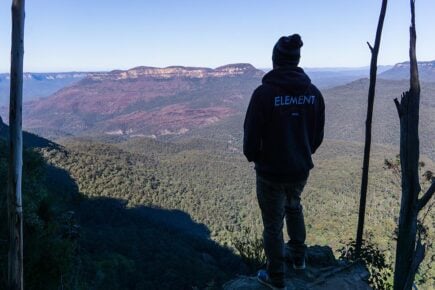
[
  {"xmin": 0, "ymin": 72, "xmax": 87, "ymax": 106},
  {"xmin": 17, "ymin": 64, "xmax": 263, "ymax": 138},
  {"xmin": 0, "ymin": 59, "xmax": 431, "ymax": 108},
  {"xmin": 304, "ymin": 65, "xmax": 395, "ymax": 89},
  {"xmin": 0, "ymin": 72, "xmax": 87, "ymax": 81},
  {"xmin": 379, "ymin": 60, "xmax": 435, "ymax": 82},
  {"xmin": 1, "ymin": 60, "xmax": 434, "ymax": 158}
]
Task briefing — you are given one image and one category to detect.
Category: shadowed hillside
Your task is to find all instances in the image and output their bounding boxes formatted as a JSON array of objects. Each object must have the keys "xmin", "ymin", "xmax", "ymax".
[
  {"xmin": 0, "ymin": 130, "xmax": 247, "ymax": 290},
  {"xmin": 0, "ymin": 115, "xmax": 60, "ymax": 149}
]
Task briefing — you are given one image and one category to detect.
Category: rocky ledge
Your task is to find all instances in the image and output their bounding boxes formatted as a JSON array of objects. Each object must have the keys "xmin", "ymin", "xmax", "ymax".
[{"xmin": 223, "ymin": 246, "xmax": 371, "ymax": 290}]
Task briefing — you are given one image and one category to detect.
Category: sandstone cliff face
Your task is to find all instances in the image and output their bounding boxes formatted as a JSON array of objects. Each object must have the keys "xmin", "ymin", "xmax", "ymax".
[
  {"xmin": 223, "ymin": 246, "xmax": 371, "ymax": 290},
  {"xmin": 88, "ymin": 64, "xmax": 262, "ymax": 81},
  {"xmin": 20, "ymin": 64, "xmax": 263, "ymax": 139},
  {"xmin": 379, "ymin": 60, "xmax": 435, "ymax": 82}
]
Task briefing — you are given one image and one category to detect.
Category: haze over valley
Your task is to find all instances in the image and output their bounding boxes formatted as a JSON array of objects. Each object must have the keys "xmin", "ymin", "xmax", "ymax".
[{"xmin": 2, "ymin": 60, "xmax": 433, "ymax": 159}]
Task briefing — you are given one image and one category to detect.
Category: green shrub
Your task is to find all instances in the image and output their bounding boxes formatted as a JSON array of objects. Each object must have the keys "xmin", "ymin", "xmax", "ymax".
[
  {"xmin": 339, "ymin": 233, "xmax": 393, "ymax": 290},
  {"xmin": 230, "ymin": 226, "xmax": 266, "ymax": 272}
]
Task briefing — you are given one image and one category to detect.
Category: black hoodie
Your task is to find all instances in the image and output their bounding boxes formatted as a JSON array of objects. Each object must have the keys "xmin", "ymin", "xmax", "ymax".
[{"xmin": 243, "ymin": 67, "xmax": 325, "ymax": 182}]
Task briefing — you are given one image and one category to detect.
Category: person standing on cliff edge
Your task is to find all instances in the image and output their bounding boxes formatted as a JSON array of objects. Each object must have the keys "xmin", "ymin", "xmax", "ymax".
[{"xmin": 243, "ymin": 34, "xmax": 325, "ymax": 290}]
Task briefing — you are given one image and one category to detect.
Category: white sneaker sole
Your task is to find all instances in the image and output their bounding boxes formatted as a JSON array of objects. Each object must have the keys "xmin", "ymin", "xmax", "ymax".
[{"xmin": 293, "ymin": 263, "xmax": 306, "ymax": 270}]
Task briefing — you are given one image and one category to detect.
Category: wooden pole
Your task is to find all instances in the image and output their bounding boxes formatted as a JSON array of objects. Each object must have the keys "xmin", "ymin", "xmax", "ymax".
[
  {"xmin": 7, "ymin": 1, "xmax": 25, "ymax": 290},
  {"xmin": 355, "ymin": 0, "xmax": 388, "ymax": 258}
]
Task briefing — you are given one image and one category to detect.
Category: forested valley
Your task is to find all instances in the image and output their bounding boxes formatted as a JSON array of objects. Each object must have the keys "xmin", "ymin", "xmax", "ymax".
[
  {"xmin": 0, "ymin": 136, "xmax": 247, "ymax": 290},
  {"xmin": 2, "ymin": 123, "xmax": 432, "ymax": 289}
]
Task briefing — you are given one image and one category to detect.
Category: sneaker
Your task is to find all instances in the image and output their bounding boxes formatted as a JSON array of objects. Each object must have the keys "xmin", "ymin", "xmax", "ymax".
[
  {"xmin": 285, "ymin": 242, "xmax": 307, "ymax": 270},
  {"xmin": 293, "ymin": 256, "xmax": 306, "ymax": 270},
  {"xmin": 257, "ymin": 270, "xmax": 286, "ymax": 290}
]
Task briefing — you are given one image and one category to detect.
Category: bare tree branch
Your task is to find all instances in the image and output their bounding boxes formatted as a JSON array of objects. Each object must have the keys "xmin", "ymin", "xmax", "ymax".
[
  {"xmin": 404, "ymin": 239, "xmax": 425, "ymax": 290},
  {"xmin": 366, "ymin": 42, "xmax": 374, "ymax": 52},
  {"xmin": 418, "ymin": 181, "xmax": 435, "ymax": 211}
]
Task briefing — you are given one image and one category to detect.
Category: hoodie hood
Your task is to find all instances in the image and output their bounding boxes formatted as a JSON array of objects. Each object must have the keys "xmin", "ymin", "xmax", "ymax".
[{"xmin": 262, "ymin": 67, "xmax": 311, "ymax": 94}]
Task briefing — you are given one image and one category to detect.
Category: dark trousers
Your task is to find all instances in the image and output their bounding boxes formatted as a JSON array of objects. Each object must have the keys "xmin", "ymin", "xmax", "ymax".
[{"xmin": 256, "ymin": 174, "xmax": 307, "ymax": 281}]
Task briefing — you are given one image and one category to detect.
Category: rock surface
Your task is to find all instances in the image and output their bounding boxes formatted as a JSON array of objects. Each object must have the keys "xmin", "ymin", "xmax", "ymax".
[{"xmin": 223, "ymin": 246, "xmax": 371, "ymax": 290}]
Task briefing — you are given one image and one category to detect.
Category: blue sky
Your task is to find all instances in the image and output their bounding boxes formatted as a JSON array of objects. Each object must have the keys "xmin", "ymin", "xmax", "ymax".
[{"xmin": 0, "ymin": 0, "xmax": 434, "ymax": 72}]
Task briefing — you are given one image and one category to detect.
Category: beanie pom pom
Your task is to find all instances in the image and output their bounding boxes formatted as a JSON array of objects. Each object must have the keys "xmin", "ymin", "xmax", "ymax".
[
  {"xmin": 272, "ymin": 34, "xmax": 302, "ymax": 67},
  {"xmin": 288, "ymin": 34, "xmax": 303, "ymax": 48}
]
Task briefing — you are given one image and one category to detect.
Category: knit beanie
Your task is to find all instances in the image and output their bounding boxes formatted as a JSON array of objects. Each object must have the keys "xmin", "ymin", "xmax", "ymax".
[{"xmin": 272, "ymin": 34, "xmax": 303, "ymax": 67}]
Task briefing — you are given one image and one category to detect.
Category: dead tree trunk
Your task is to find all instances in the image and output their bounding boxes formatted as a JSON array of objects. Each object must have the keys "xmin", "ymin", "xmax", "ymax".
[
  {"xmin": 7, "ymin": 1, "xmax": 25, "ymax": 290},
  {"xmin": 393, "ymin": 1, "xmax": 434, "ymax": 289},
  {"xmin": 355, "ymin": 0, "xmax": 388, "ymax": 258}
]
